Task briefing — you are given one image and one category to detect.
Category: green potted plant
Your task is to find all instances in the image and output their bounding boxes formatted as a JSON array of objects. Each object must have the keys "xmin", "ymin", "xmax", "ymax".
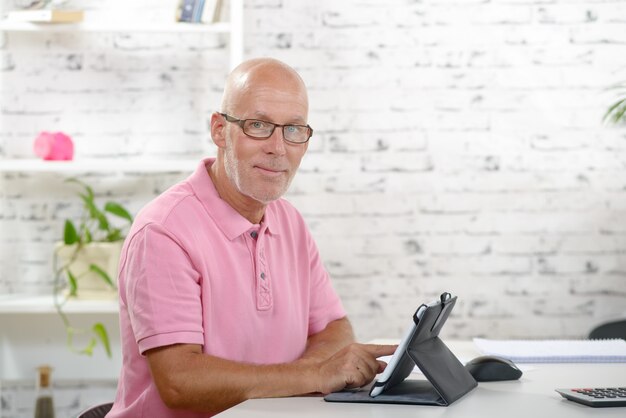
[
  {"xmin": 53, "ymin": 178, "xmax": 133, "ymax": 357},
  {"xmin": 604, "ymin": 82, "xmax": 626, "ymax": 124}
]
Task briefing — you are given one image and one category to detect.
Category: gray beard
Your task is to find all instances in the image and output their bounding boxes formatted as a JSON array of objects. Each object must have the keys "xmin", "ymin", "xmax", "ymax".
[{"xmin": 222, "ymin": 135, "xmax": 292, "ymax": 204}]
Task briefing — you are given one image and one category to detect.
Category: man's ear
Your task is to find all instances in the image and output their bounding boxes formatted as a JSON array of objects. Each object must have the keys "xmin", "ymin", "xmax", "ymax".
[{"xmin": 210, "ymin": 112, "xmax": 227, "ymax": 148}]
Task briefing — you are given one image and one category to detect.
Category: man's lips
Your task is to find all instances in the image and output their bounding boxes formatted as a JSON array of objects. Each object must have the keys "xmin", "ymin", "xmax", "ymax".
[{"xmin": 254, "ymin": 165, "xmax": 287, "ymax": 175}]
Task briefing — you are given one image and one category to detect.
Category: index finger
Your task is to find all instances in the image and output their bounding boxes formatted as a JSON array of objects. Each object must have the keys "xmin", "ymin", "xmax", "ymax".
[{"xmin": 361, "ymin": 344, "xmax": 399, "ymax": 357}]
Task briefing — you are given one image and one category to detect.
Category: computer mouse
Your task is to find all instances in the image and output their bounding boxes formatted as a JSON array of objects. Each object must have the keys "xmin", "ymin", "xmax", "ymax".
[{"xmin": 464, "ymin": 355, "xmax": 523, "ymax": 382}]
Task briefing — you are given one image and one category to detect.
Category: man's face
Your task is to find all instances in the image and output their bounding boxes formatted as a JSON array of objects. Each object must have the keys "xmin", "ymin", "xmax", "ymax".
[{"xmin": 221, "ymin": 81, "xmax": 309, "ymax": 204}]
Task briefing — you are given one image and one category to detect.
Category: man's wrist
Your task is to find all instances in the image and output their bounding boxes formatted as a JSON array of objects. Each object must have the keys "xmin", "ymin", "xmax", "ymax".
[
  {"xmin": 245, "ymin": 360, "xmax": 322, "ymax": 399},
  {"xmin": 300, "ymin": 360, "xmax": 323, "ymax": 394},
  {"xmin": 296, "ymin": 352, "xmax": 326, "ymax": 365}
]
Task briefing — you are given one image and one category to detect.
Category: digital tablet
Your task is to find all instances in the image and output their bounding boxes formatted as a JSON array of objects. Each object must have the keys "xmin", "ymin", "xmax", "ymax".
[
  {"xmin": 369, "ymin": 298, "xmax": 440, "ymax": 397},
  {"xmin": 325, "ymin": 292, "xmax": 476, "ymax": 406}
]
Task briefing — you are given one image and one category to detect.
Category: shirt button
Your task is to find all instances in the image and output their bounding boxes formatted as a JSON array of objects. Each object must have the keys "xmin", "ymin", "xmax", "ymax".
[
  {"xmin": 250, "ymin": 231, "xmax": 258, "ymax": 239},
  {"xmin": 260, "ymin": 272, "xmax": 266, "ymax": 280}
]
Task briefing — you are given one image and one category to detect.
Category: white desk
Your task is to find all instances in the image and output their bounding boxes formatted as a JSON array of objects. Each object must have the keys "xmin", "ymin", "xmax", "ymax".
[{"xmin": 217, "ymin": 341, "xmax": 626, "ymax": 418}]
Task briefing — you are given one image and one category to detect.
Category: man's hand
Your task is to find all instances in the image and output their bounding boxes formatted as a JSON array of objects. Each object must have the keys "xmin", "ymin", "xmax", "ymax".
[{"xmin": 314, "ymin": 343, "xmax": 398, "ymax": 394}]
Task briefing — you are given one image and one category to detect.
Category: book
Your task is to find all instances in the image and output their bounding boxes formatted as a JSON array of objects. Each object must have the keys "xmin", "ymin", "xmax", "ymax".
[
  {"xmin": 5, "ymin": 9, "xmax": 84, "ymax": 23},
  {"xmin": 473, "ymin": 338, "xmax": 626, "ymax": 363},
  {"xmin": 176, "ymin": 0, "xmax": 197, "ymax": 22},
  {"xmin": 201, "ymin": 0, "xmax": 219, "ymax": 23},
  {"xmin": 176, "ymin": 0, "xmax": 221, "ymax": 24},
  {"xmin": 192, "ymin": 0, "xmax": 205, "ymax": 23}
]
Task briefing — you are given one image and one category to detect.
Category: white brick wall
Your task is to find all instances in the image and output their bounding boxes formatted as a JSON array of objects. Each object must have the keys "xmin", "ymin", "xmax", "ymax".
[{"xmin": 2, "ymin": 0, "xmax": 626, "ymax": 351}]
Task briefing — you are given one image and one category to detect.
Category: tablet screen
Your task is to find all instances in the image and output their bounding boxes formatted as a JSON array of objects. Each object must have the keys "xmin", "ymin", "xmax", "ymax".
[{"xmin": 369, "ymin": 298, "xmax": 439, "ymax": 397}]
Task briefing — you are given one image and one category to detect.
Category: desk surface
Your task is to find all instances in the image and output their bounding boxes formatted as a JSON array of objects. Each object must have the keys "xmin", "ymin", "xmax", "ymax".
[{"xmin": 217, "ymin": 341, "xmax": 626, "ymax": 418}]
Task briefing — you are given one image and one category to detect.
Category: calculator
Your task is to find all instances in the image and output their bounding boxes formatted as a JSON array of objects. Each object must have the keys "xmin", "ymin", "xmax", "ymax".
[{"xmin": 556, "ymin": 387, "xmax": 626, "ymax": 407}]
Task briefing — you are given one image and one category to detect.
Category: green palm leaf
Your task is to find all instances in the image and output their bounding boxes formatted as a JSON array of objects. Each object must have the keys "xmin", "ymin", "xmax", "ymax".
[{"xmin": 604, "ymin": 98, "xmax": 626, "ymax": 124}]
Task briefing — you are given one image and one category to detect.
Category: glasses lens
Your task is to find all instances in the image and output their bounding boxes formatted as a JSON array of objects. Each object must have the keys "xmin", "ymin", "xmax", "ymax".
[
  {"xmin": 243, "ymin": 119, "xmax": 273, "ymax": 138},
  {"xmin": 283, "ymin": 125, "xmax": 309, "ymax": 143}
]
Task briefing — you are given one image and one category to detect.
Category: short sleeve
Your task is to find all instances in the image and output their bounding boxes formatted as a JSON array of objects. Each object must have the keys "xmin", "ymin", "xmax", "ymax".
[{"xmin": 123, "ymin": 223, "xmax": 205, "ymax": 354}]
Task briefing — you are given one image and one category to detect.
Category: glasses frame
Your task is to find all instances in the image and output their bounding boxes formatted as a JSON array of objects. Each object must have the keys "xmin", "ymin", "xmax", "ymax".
[{"xmin": 219, "ymin": 113, "xmax": 313, "ymax": 144}]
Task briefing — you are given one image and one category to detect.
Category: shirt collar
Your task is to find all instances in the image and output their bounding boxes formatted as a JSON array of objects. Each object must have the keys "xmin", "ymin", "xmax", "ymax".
[{"xmin": 187, "ymin": 158, "xmax": 279, "ymax": 241}]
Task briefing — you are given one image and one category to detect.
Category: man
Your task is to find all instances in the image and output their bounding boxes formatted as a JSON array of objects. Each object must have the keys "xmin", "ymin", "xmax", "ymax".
[{"xmin": 108, "ymin": 58, "xmax": 396, "ymax": 418}]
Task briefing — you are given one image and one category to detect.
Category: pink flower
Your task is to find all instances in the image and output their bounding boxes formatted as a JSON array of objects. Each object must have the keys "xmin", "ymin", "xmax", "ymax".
[{"xmin": 33, "ymin": 131, "xmax": 74, "ymax": 161}]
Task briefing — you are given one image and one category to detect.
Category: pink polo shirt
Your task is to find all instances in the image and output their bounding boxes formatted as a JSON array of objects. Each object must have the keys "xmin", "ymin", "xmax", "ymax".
[{"xmin": 107, "ymin": 158, "xmax": 346, "ymax": 418}]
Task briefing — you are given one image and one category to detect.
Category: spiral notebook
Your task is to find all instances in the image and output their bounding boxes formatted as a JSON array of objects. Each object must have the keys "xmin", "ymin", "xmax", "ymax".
[{"xmin": 473, "ymin": 338, "xmax": 626, "ymax": 363}]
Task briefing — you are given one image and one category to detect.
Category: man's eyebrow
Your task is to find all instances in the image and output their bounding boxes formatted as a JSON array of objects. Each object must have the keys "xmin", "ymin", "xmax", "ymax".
[{"xmin": 250, "ymin": 111, "xmax": 307, "ymax": 125}]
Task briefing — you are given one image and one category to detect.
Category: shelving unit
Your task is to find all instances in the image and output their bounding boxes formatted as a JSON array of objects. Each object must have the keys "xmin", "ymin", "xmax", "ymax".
[
  {"xmin": 0, "ymin": 1, "xmax": 244, "ymax": 319},
  {"xmin": 0, "ymin": 0, "xmax": 243, "ymax": 69},
  {"xmin": 0, "ymin": 157, "xmax": 198, "ymax": 314},
  {"xmin": 0, "ymin": 158, "xmax": 199, "ymax": 173},
  {"xmin": 0, "ymin": 21, "xmax": 231, "ymax": 33},
  {"xmin": 0, "ymin": 295, "xmax": 118, "ymax": 314}
]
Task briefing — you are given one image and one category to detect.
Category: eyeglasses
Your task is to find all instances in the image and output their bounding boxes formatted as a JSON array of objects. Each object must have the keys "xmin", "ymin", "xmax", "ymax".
[{"xmin": 219, "ymin": 113, "xmax": 313, "ymax": 144}]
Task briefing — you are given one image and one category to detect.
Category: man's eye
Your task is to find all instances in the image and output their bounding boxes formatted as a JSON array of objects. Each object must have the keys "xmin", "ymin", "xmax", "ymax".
[
  {"xmin": 285, "ymin": 125, "xmax": 298, "ymax": 133},
  {"xmin": 250, "ymin": 121, "xmax": 267, "ymax": 129}
]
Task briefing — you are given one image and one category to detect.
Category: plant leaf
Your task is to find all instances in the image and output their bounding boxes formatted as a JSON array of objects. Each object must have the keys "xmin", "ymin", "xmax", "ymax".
[
  {"xmin": 63, "ymin": 220, "xmax": 79, "ymax": 245},
  {"xmin": 604, "ymin": 98, "xmax": 626, "ymax": 124},
  {"xmin": 65, "ymin": 177, "xmax": 93, "ymax": 193},
  {"xmin": 79, "ymin": 193, "xmax": 105, "ymax": 225},
  {"xmin": 105, "ymin": 202, "xmax": 133, "ymax": 223},
  {"xmin": 80, "ymin": 337, "xmax": 97, "ymax": 356},
  {"xmin": 84, "ymin": 228, "xmax": 93, "ymax": 244},
  {"xmin": 96, "ymin": 211, "xmax": 110, "ymax": 231},
  {"xmin": 613, "ymin": 102, "xmax": 626, "ymax": 124},
  {"xmin": 93, "ymin": 323, "xmax": 112, "ymax": 358},
  {"xmin": 66, "ymin": 178, "xmax": 94, "ymax": 201},
  {"xmin": 67, "ymin": 269, "xmax": 78, "ymax": 297},
  {"xmin": 89, "ymin": 264, "xmax": 116, "ymax": 288},
  {"xmin": 74, "ymin": 183, "xmax": 111, "ymax": 231},
  {"xmin": 106, "ymin": 228, "xmax": 122, "ymax": 242}
]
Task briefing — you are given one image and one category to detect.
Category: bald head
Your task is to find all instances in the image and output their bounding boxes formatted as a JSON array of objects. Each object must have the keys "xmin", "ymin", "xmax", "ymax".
[
  {"xmin": 208, "ymin": 58, "xmax": 312, "ymax": 220},
  {"xmin": 220, "ymin": 58, "xmax": 309, "ymax": 118}
]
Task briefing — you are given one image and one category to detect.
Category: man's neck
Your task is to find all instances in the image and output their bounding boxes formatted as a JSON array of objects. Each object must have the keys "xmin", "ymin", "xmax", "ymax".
[{"xmin": 207, "ymin": 160, "xmax": 267, "ymax": 225}]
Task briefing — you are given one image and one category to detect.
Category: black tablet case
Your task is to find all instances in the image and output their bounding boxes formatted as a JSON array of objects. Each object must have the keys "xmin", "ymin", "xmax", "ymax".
[{"xmin": 324, "ymin": 293, "xmax": 477, "ymax": 406}]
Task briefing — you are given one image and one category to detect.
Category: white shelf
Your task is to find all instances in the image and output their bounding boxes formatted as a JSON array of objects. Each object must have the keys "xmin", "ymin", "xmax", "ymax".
[
  {"xmin": 0, "ymin": 0, "xmax": 243, "ymax": 68},
  {"xmin": 0, "ymin": 20, "xmax": 231, "ymax": 33},
  {"xmin": 0, "ymin": 295, "xmax": 119, "ymax": 314},
  {"xmin": 0, "ymin": 158, "xmax": 199, "ymax": 173}
]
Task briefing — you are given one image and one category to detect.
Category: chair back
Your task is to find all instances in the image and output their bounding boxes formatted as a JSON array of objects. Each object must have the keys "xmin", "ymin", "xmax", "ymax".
[
  {"xmin": 588, "ymin": 319, "xmax": 626, "ymax": 340},
  {"xmin": 76, "ymin": 402, "xmax": 113, "ymax": 418}
]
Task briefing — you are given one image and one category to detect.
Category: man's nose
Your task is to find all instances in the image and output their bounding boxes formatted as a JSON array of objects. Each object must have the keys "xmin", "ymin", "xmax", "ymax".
[{"xmin": 264, "ymin": 127, "xmax": 287, "ymax": 155}]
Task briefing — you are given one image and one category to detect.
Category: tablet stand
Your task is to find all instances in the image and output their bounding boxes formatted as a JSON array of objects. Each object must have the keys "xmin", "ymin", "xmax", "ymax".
[{"xmin": 325, "ymin": 293, "xmax": 477, "ymax": 406}]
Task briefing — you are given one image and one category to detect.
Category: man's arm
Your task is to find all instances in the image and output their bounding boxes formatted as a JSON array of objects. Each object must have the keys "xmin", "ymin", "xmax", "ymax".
[
  {"xmin": 298, "ymin": 316, "xmax": 357, "ymax": 364},
  {"xmin": 146, "ymin": 320, "xmax": 396, "ymax": 415}
]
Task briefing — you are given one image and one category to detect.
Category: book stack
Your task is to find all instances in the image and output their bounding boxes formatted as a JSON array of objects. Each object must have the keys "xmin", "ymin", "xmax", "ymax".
[{"xmin": 176, "ymin": 0, "xmax": 222, "ymax": 24}]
